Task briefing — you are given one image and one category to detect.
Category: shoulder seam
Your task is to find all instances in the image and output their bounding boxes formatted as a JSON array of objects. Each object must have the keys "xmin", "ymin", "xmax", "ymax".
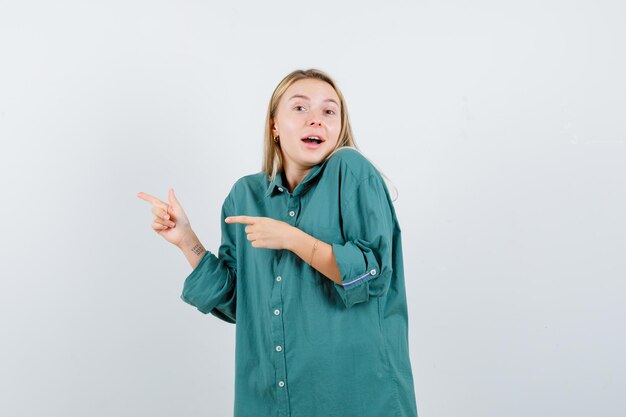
[{"xmin": 335, "ymin": 148, "xmax": 377, "ymax": 182}]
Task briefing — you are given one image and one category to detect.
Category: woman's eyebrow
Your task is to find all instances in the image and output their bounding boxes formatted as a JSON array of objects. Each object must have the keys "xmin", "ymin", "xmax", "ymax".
[{"xmin": 288, "ymin": 94, "xmax": 338, "ymax": 106}]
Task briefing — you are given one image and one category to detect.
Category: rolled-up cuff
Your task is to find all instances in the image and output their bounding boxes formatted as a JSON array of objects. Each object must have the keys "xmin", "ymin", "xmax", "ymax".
[
  {"xmin": 331, "ymin": 242, "xmax": 381, "ymax": 308},
  {"xmin": 180, "ymin": 250, "xmax": 236, "ymax": 317}
]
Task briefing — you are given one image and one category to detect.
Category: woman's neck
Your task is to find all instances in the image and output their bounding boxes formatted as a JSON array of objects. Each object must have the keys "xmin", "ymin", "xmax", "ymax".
[{"xmin": 282, "ymin": 161, "xmax": 311, "ymax": 194}]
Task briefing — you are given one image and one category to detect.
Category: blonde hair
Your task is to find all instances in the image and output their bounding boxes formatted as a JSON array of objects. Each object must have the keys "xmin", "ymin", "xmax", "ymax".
[{"xmin": 261, "ymin": 68, "xmax": 398, "ymax": 201}]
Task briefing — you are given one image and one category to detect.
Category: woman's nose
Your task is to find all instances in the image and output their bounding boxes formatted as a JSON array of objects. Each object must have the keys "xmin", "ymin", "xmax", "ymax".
[{"xmin": 307, "ymin": 115, "xmax": 323, "ymax": 126}]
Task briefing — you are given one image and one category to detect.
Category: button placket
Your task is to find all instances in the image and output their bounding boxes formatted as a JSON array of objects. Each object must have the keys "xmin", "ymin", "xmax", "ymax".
[
  {"xmin": 266, "ymin": 193, "xmax": 294, "ymax": 416},
  {"xmin": 286, "ymin": 195, "xmax": 300, "ymax": 226},
  {"xmin": 269, "ymin": 267, "xmax": 290, "ymax": 414}
]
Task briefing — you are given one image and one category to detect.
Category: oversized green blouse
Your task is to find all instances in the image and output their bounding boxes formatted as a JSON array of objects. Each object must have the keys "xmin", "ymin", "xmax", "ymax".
[{"xmin": 181, "ymin": 147, "xmax": 419, "ymax": 417}]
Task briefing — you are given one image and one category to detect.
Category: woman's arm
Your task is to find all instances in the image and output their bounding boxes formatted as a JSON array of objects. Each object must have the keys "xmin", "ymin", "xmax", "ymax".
[
  {"xmin": 286, "ymin": 227, "xmax": 342, "ymax": 285},
  {"xmin": 178, "ymin": 231, "xmax": 207, "ymax": 269},
  {"xmin": 223, "ymin": 215, "xmax": 342, "ymax": 285}
]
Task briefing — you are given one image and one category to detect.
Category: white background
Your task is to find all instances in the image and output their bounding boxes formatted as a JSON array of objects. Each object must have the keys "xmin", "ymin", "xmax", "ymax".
[{"xmin": 0, "ymin": 0, "xmax": 624, "ymax": 416}]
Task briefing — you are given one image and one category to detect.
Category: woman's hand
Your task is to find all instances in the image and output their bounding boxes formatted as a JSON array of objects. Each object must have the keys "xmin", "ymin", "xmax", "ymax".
[
  {"xmin": 225, "ymin": 216, "xmax": 297, "ymax": 250},
  {"xmin": 137, "ymin": 188, "xmax": 193, "ymax": 248}
]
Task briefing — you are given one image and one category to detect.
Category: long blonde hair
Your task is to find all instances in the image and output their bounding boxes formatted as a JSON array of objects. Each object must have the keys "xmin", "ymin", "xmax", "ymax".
[{"xmin": 261, "ymin": 68, "xmax": 398, "ymax": 201}]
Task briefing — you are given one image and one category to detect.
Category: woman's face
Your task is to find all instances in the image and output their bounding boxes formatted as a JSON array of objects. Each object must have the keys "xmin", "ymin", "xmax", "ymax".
[{"xmin": 272, "ymin": 78, "xmax": 341, "ymax": 170}]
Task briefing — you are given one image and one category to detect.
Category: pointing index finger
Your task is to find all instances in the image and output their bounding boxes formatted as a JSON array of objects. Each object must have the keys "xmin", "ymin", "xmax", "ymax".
[
  {"xmin": 137, "ymin": 192, "xmax": 168, "ymax": 210},
  {"xmin": 225, "ymin": 215, "xmax": 256, "ymax": 224}
]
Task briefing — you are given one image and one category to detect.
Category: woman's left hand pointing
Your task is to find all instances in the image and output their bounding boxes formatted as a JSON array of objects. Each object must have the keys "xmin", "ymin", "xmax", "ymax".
[{"xmin": 225, "ymin": 215, "xmax": 296, "ymax": 250}]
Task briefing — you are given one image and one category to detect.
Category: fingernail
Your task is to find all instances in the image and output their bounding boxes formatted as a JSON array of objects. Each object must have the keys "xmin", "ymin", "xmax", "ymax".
[{"xmin": 225, "ymin": 217, "xmax": 230, "ymax": 222}]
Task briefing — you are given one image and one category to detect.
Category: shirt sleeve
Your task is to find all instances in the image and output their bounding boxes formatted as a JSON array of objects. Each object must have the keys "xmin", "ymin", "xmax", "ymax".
[
  {"xmin": 180, "ymin": 194, "xmax": 237, "ymax": 323},
  {"xmin": 331, "ymin": 173, "xmax": 394, "ymax": 309}
]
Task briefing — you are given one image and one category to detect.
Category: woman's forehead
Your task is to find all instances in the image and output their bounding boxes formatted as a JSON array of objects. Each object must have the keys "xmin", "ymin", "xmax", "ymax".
[{"xmin": 283, "ymin": 79, "xmax": 340, "ymax": 104}]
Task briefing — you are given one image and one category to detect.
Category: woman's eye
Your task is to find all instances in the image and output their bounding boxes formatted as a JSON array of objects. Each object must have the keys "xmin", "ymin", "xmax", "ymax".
[{"xmin": 293, "ymin": 106, "xmax": 336, "ymax": 115}]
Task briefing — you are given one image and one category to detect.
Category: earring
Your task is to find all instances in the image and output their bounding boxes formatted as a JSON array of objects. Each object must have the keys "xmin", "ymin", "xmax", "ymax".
[{"xmin": 273, "ymin": 136, "xmax": 279, "ymax": 143}]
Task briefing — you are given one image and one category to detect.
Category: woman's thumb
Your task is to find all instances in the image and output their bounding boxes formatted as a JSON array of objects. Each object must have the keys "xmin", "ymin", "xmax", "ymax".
[{"xmin": 168, "ymin": 188, "xmax": 179, "ymax": 209}]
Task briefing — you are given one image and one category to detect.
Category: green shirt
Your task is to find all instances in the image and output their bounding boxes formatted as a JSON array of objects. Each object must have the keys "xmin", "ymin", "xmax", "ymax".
[{"xmin": 181, "ymin": 147, "xmax": 419, "ymax": 417}]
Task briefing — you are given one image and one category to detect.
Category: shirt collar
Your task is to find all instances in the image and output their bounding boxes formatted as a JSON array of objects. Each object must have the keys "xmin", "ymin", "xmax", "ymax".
[{"xmin": 264, "ymin": 159, "xmax": 329, "ymax": 199}]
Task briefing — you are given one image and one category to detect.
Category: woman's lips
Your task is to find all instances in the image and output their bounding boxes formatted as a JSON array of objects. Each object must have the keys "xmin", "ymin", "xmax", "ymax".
[{"xmin": 301, "ymin": 138, "xmax": 322, "ymax": 149}]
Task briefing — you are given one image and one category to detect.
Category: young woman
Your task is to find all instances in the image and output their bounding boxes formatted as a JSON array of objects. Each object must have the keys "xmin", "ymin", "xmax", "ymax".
[{"xmin": 137, "ymin": 69, "xmax": 419, "ymax": 417}]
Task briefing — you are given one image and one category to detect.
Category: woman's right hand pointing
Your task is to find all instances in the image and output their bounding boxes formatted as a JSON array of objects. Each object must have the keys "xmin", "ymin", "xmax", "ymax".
[{"xmin": 137, "ymin": 188, "xmax": 193, "ymax": 248}]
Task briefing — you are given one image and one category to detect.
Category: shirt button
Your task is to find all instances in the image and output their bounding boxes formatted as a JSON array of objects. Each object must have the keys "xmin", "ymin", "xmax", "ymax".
[
  {"xmin": 274, "ymin": 309, "xmax": 281, "ymax": 315},
  {"xmin": 276, "ymin": 276, "xmax": 282, "ymax": 282},
  {"xmin": 275, "ymin": 345, "xmax": 282, "ymax": 352},
  {"xmin": 278, "ymin": 187, "xmax": 283, "ymax": 192},
  {"xmin": 370, "ymin": 269, "xmax": 377, "ymax": 275},
  {"xmin": 278, "ymin": 380, "xmax": 285, "ymax": 388},
  {"xmin": 289, "ymin": 210, "xmax": 295, "ymax": 217}
]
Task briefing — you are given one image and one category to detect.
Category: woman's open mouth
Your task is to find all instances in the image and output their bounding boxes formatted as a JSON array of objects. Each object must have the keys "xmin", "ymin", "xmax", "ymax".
[{"xmin": 301, "ymin": 136, "xmax": 324, "ymax": 149}]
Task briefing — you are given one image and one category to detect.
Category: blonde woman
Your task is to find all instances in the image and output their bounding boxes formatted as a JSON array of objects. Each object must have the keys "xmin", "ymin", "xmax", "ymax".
[{"xmin": 137, "ymin": 69, "xmax": 419, "ymax": 417}]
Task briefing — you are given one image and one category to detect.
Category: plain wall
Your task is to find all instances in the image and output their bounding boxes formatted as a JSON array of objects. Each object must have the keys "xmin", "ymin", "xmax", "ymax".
[{"xmin": 0, "ymin": 0, "xmax": 624, "ymax": 416}]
